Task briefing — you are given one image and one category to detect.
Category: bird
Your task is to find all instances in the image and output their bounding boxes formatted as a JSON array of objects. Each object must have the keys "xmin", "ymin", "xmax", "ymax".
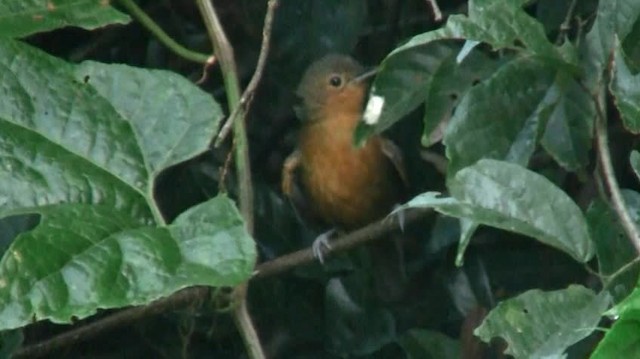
[{"xmin": 281, "ymin": 54, "xmax": 408, "ymax": 301}]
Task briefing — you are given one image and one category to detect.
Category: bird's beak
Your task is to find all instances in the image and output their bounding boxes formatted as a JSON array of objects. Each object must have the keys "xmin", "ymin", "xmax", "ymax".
[{"xmin": 352, "ymin": 67, "xmax": 379, "ymax": 84}]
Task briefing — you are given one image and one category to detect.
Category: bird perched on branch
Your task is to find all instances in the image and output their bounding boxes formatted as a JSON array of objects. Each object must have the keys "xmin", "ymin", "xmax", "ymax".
[{"xmin": 281, "ymin": 54, "xmax": 408, "ymax": 301}]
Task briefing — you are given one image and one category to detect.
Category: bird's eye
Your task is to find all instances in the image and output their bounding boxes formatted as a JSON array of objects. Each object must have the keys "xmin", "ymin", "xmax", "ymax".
[{"xmin": 329, "ymin": 75, "xmax": 342, "ymax": 87}]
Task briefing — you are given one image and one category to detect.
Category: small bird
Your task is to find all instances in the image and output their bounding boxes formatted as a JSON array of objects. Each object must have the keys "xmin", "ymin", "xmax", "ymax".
[{"xmin": 282, "ymin": 54, "xmax": 408, "ymax": 300}]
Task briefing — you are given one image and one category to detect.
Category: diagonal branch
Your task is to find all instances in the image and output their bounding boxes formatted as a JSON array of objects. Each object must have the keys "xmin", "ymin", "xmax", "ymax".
[{"xmin": 215, "ymin": 0, "xmax": 280, "ymax": 147}]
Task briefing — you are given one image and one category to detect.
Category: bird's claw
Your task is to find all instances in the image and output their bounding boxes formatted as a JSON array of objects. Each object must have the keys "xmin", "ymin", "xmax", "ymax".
[
  {"xmin": 392, "ymin": 204, "xmax": 406, "ymax": 232},
  {"xmin": 312, "ymin": 229, "xmax": 336, "ymax": 264}
]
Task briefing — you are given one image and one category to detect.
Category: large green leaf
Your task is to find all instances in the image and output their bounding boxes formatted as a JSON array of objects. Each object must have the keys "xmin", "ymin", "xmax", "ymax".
[
  {"xmin": 0, "ymin": 197, "xmax": 255, "ymax": 330},
  {"xmin": 611, "ymin": 42, "xmax": 640, "ymax": 134},
  {"xmin": 399, "ymin": 160, "xmax": 594, "ymax": 262},
  {"xmin": 0, "ymin": 0, "xmax": 130, "ymax": 38},
  {"xmin": 0, "ymin": 40, "xmax": 255, "ymax": 330},
  {"xmin": 444, "ymin": 57, "xmax": 555, "ymax": 175},
  {"xmin": 475, "ymin": 285, "xmax": 610, "ymax": 358}
]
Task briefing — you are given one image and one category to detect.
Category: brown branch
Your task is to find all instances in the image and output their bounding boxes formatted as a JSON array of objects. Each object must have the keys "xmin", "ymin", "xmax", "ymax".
[
  {"xmin": 13, "ymin": 287, "xmax": 210, "ymax": 358},
  {"xmin": 594, "ymin": 92, "xmax": 640, "ymax": 254},
  {"xmin": 254, "ymin": 208, "xmax": 429, "ymax": 278},
  {"xmin": 214, "ymin": 0, "xmax": 279, "ymax": 147},
  {"xmin": 592, "ymin": 48, "xmax": 640, "ymax": 254},
  {"xmin": 14, "ymin": 208, "xmax": 431, "ymax": 358}
]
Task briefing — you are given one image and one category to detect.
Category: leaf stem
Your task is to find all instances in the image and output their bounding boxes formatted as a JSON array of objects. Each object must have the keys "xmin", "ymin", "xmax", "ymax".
[{"xmin": 117, "ymin": 0, "xmax": 211, "ymax": 64}]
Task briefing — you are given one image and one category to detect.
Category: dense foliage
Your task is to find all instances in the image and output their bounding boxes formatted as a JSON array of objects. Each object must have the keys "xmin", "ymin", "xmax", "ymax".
[{"xmin": 1, "ymin": 0, "xmax": 640, "ymax": 358}]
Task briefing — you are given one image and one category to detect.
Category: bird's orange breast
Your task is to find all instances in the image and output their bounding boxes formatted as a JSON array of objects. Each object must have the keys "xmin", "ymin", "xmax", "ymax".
[{"xmin": 298, "ymin": 113, "xmax": 400, "ymax": 229}]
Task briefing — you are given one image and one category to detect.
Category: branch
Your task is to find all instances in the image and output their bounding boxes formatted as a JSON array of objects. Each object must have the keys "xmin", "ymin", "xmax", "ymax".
[
  {"xmin": 14, "ymin": 208, "xmax": 432, "ymax": 357},
  {"xmin": 593, "ymin": 81, "xmax": 640, "ymax": 254},
  {"xmin": 196, "ymin": 1, "xmax": 260, "ymax": 358},
  {"xmin": 254, "ymin": 209, "xmax": 429, "ymax": 278},
  {"xmin": 117, "ymin": 0, "xmax": 211, "ymax": 64},
  {"xmin": 13, "ymin": 287, "xmax": 210, "ymax": 358},
  {"xmin": 215, "ymin": 0, "xmax": 280, "ymax": 147}
]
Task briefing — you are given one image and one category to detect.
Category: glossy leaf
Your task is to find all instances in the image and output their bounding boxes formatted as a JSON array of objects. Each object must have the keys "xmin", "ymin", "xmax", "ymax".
[
  {"xmin": 0, "ymin": 196, "xmax": 255, "ymax": 330},
  {"xmin": 0, "ymin": 0, "xmax": 130, "ymax": 38},
  {"xmin": 475, "ymin": 285, "xmax": 610, "ymax": 358},
  {"xmin": 611, "ymin": 43, "xmax": 640, "ymax": 134},
  {"xmin": 399, "ymin": 160, "xmax": 594, "ymax": 263}
]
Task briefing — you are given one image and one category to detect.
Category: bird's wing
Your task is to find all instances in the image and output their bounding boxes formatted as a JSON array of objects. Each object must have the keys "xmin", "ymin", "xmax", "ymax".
[{"xmin": 380, "ymin": 138, "xmax": 409, "ymax": 189}]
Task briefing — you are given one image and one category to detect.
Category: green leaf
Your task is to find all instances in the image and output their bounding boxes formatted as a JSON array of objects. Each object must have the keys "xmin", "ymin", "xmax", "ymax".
[
  {"xmin": 398, "ymin": 329, "xmax": 460, "ymax": 359},
  {"xmin": 539, "ymin": 72, "xmax": 594, "ymax": 171},
  {"xmin": 0, "ymin": 40, "xmax": 251, "ymax": 330},
  {"xmin": 475, "ymin": 285, "xmax": 610, "ymax": 358},
  {"xmin": 73, "ymin": 61, "xmax": 223, "ymax": 176},
  {"xmin": 444, "ymin": 57, "xmax": 555, "ymax": 175},
  {"xmin": 581, "ymin": 0, "xmax": 640, "ymax": 88},
  {"xmin": 356, "ymin": 0, "xmax": 572, "ymax": 142},
  {"xmin": 611, "ymin": 42, "xmax": 640, "ymax": 134},
  {"xmin": 591, "ymin": 309, "xmax": 640, "ymax": 359},
  {"xmin": 593, "ymin": 287, "xmax": 640, "ymax": 358},
  {"xmin": 587, "ymin": 192, "xmax": 640, "ymax": 302},
  {"xmin": 0, "ymin": 0, "xmax": 130, "ymax": 38},
  {"xmin": 0, "ymin": 196, "xmax": 255, "ymax": 330},
  {"xmin": 400, "ymin": 160, "xmax": 594, "ymax": 262}
]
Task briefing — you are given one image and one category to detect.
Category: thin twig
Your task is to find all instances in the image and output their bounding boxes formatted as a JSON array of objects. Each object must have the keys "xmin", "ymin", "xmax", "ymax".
[
  {"xmin": 592, "ymin": 54, "xmax": 640, "ymax": 253},
  {"xmin": 117, "ymin": 0, "xmax": 211, "ymax": 64},
  {"xmin": 215, "ymin": 0, "xmax": 280, "ymax": 147},
  {"xmin": 425, "ymin": 0, "xmax": 443, "ymax": 22},
  {"xmin": 14, "ymin": 208, "xmax": 432, "ymax": 358}
]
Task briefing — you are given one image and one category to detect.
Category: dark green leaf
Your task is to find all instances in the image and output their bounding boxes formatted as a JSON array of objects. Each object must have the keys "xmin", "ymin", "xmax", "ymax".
[
  {"xmin": 444, "ymin": 57, "xmax": 555, "ymax": 175},
  {"xmin": 539, "ymin": 72, "xmax": 594, "ymax": 170},
  {"xmin": 0, "ymin": 196, "xmax": 255, "ymax": 330},
  {"xmin": 475, "ymin": 285, "xmax": 610, "ymax": 358},
  {"xmin": 400, "ymin": 160, "xmax": 594, "ymax": 262},
  {"xmin": 587, "ymin": 192, "xmax": 640, "ymax": 302},
  {"xmin": 611, "ymin": 42, "xmax": 640, "ymax": 134},
  {"xmin": 398, "ymin": 329, "xmax": 460, "ymax": 359},
  {"xmin": 0, "ymin": 0, "xmax": 130, "ymax": 38}
]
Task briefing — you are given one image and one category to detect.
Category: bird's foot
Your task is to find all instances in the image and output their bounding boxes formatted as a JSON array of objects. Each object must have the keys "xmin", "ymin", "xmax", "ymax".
[
  {"xmin": 392, "ymin": 204, "xmax": 406, "ymax": 232},
  {"xmin": 312, "ymin": 229, "xmax": 336, "ymax": 264}
]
